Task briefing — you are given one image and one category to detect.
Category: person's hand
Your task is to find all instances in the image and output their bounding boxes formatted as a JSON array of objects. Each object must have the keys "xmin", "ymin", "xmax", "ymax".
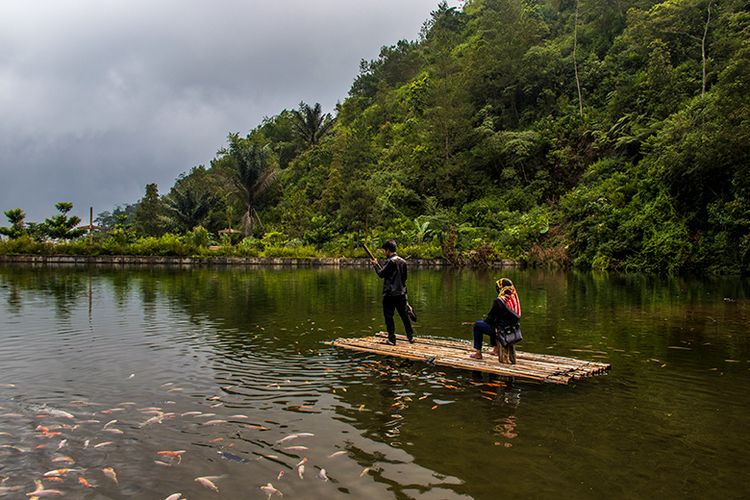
[{"xmin": 370, "ymin": 258, "xmax": 378, "ymax": 266}]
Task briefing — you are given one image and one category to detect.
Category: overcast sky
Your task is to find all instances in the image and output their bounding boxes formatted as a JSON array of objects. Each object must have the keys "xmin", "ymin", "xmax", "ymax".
[{"xmin": 0, "ymin": 0, "xmax": 459, "ymax": 222}]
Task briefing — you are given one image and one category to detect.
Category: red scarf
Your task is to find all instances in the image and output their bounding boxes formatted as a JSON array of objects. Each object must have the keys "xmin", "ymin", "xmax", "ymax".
[{"xmin": 498, "ymin": 286, "xmax": 521, "ymax": 317}]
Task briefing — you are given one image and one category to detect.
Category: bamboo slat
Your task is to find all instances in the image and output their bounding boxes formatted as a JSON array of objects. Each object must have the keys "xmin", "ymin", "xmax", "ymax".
[{"xmin": 324, "ymin": 333, "xmax": 611, "ymax": 385}]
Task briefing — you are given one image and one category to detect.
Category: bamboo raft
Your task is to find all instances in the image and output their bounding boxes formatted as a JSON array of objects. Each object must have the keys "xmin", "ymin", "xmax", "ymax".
[{"xmin": 324, "ymin": 332, "xmax": 610, "ymax": 384}]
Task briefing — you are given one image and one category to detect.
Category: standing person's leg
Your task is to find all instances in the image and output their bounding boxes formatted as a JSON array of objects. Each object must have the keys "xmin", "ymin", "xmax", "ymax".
[
  {"xmin": 470, "ymin": 320, "xmax": 492, "ymax": 359},
  {"xmin": 383, "ymin": 296, "xmax": 397, "ymax": 344},
  {"xmin": 394, "ymin": 295, "xmax": 414, "ymax": 343}
]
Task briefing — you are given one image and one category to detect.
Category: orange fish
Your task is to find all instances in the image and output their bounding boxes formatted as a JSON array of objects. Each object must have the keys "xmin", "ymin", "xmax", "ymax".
[{"xmin": 78, "ymin": 477, "xmax": 95, "ymax": 488}]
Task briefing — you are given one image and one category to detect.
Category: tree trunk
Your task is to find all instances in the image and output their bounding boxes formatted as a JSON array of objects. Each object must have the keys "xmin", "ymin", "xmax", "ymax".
[
  {"xmin": 573, "ymin": 0, "xmax": 584, "ymax": 118},
  {"xmin": 701, "ymin": 0, "xmax": 713, "ymax": 98}
]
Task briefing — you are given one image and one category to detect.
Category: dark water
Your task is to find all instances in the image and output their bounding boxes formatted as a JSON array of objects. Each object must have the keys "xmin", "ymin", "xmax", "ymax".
[{"xmin": 0, "ymin": 266, "xmax": 748, "ymax": 499}]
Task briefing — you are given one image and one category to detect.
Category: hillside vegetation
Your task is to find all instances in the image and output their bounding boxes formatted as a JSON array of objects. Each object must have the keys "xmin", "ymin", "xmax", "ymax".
[{"xmin": 3, "ymin": 0, "xmax": 749, "ymax": 274}]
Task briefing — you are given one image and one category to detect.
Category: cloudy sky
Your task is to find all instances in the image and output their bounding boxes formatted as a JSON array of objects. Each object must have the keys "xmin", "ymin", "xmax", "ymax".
[{"xmin": 0, "ymin": 0, "xmax": 458, "ymax": 222}]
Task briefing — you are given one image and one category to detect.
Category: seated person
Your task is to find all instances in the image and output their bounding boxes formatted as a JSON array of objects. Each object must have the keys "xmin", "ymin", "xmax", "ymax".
[{"xmin": 470, "ymin": 278, "xmax": 522, "ymax": 364}]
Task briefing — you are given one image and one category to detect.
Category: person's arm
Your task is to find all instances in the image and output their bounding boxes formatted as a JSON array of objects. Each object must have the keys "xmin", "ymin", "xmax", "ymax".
[
  {"xmin": 484, "ymin": 298, "xmax": 502, "ymax": 324},
  {"xmin": 375, "ymin": 258, "xmax": 393, "ymax": 278}
]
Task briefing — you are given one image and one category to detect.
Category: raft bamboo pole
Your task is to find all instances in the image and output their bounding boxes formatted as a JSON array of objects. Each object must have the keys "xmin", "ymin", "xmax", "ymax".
[
  {"xmin": 326, "ymin": 340, "xmax": 559, "ymax": 383},
  {"xmin": 326, "ymin": 333, "xmax": 610, "ymax": 384},
  {"xmin": 374, "ymin": 333, "xmax": 611, "ymax": 372},
  {"xmin": 339, "ymin": 338, "xmax": 574, "ymax": 380},
  {"xmin": 327, "ymin": 338, "xmax": 581, "ymax": 383}
]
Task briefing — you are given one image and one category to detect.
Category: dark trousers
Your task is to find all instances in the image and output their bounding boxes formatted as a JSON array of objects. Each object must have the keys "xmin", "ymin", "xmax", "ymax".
[
  {"xmin": 383, "ymin": 295, "xmax": 413, "ymax": 343},
  {"xmin": 473, "ymin": 320, "xmax": 497, "ymax": 350}
]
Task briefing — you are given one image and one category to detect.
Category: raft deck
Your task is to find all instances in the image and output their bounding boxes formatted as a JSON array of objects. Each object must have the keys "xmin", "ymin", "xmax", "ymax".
[{"xmin": 324, "ymin": 332, "xmax": 610, "ymax": 384}]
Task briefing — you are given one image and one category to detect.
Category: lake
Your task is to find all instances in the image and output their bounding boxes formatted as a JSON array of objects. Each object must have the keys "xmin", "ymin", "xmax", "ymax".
[{"xmin": 0, "ymin": 265, "xmax": 748, "ymax": 499}]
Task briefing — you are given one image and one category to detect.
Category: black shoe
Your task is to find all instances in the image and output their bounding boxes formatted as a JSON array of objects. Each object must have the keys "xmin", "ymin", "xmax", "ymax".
[
  {"xmin": 407, "ymin": 336, "xmax": 415, "ymax": 344},
  {"xmin": 381, "ymin": 339, "xmax": 396, "ymax": 345}
]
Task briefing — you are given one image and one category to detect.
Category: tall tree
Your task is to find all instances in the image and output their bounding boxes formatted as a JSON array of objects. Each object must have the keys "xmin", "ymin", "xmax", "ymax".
[
  {"xmin": 42, "ymin": 202, "xmax": 86, "ymax": 240},
  {"xmin": 0, "ymin": 208, "xmax": 27, "ymax": 239},
  {"xmin": 163, "ymin": 186, "xmax": 215, "ymax": 232},
  {"xmin": 290, "ymin": 102, "xmax": 335, "ymax": 147},
  {"xmin": 225, "ymin": 134, "xmax": 278, "ymax": 235},
  {"xmin": 134, "ymin": 183, "xmax": 166, "ymax": 237}
]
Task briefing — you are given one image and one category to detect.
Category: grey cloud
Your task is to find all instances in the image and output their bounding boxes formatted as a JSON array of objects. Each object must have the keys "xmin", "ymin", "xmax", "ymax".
[{"xmin": 0, "ymin": 0, "xmax": 455, "ymax": 221}]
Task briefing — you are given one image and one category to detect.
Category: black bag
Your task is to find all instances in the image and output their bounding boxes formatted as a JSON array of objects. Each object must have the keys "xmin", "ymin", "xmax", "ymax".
[
  {"xmin": 497, "ymin": 323, "xmax": 522, "ymax": 347},
  {"xmin": 405, "ymin": 295, "xmax": 417, "ymax": 322}
]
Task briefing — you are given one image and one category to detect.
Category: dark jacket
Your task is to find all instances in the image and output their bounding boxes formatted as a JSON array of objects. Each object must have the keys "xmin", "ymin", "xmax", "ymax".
[
  {"xmin": 484, "ymin": 297, "xmax": 520, "ymax": 329},
  {"xmin": 375, "ymin": 254, "xmax": 408, "ymax": 296}
]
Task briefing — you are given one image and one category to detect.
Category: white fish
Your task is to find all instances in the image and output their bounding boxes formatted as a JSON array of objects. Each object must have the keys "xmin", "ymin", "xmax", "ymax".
[
  {"xmin": 154, "ymin": 460, "xmax": 172, "ymax": 467},
  {"xmin": 102, "ymin": 467, "xmax": 118, "ymax": 484},
  {"xmin": 83, "ymin": 439, "xmax": 90, "ymax": 449},
  {"xmin": 260, "ymin": 483, "xmax": 283, "ymax": 498},
  {"xmin": 104, "ymin": 428, "xmax": 124, "ymax": 435},
  {"xmin": 360, "ymin": 467, "xmax": 371, "ymax": 477},
  {"xmin": 296, "ymin": 457, "xmax": 308, "ymax": 467},
  {"xmin": 102, "ymin": 420, "xmax": 118, "ymax": 429},
  {"xmin": 51, "ymin": 455, "xmax": 75, "ymax": 464},
  {"xmin": 194, "ymin": 475, "xmax": 225, "ymax": 493},
  {"xmin": 297, "ymin": 464, "xmax": 305, "ymax": 480},
  {"xmin": 327, "ymin": 451, "xmax": 347, "ymax": 458},
  {"xmin": 94, "ymin": 441, "xmax": 114, "ymax": 448},
  {"xmin": 25, "ymin": 488, "xmax": 64, "ymax": 497},
  {"xmin": 297, "ymin": 433, "xmax": 314, "ymax": 438},
  {"xmin": 164, "ymin": 494, "xmax": 182, "ymax": 500},
  {"xmin": 277, "ymin": 434, "xmax": 300, "ymax": 444},
  {"xmin": 76, "ymin": 419, "xmax": 100, "ymax": 425},
  {"xmin": 317, "ymin": 468, "xmax": 328, "ymax": 481},
  {"xmin": 56, "ymin": 440, "xmax": 67, "ymax": 450},
  {"xmin": 140, "ymin": 415, "xmax": 163, "ymax": 427},
  {"xmin": 202, "ymin": 419, "xmax": 227, "ymax": 426},
  {"xmin": 180, "ymin": 411, "xmax": 202, "ymax": 417},
  {"xmin": 128, "ymin": 374, "xmax": 135, "ymax": 379},
  {"xmin": 284, "ymin": 446, "xmax": 308, "ymax": 451},
  {"xmin": 46, "ymin": 409, "xmax": 75, "ymax": 419},
  {"xmin": 195, "ymin": 413, "xmax": 216, "ymax": 418},
  {"xmin": 228, "ymin": 415, "xmax": 248, "ymax": 419}
]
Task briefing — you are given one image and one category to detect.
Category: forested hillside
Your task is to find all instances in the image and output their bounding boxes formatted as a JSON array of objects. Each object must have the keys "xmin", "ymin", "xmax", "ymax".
[{"xmin": 7, "ymin": 0, "xmax": 747, "ymax": 274}]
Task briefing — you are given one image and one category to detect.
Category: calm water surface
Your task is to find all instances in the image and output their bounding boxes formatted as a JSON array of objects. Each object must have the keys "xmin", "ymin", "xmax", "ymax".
[{"xmin": 0, "ymin": 266, "xmax": 748, "ymax": 499}]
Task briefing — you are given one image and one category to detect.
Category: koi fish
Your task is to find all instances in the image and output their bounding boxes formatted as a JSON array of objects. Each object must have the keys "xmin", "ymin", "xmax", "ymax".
[
  {"xmin": 277, "ymin": 434, "xmax": 300, "ymax": 444},
  {"xmin": 244, "ymin": 424, "xmax": 270, "ymax": 430},
  {"xmin": 318, "ymin": 468, "xmax": 328, "ymax": 481},
  {"xmin": 43, "ymin": 477, "xmax": 63, "ymax": 482},
  {"xmin": 157, "ymin": 450, "xmax": 186, "ymax": 457},
  {"xmin": 298, "ymin": 465, "xmax": 306, "ymax": 480},
  {"xmin": 102, "ymin": 467, "xmax": 118, "ymax": 484},
  {"xmin": 100, "ymin": 408, "xmax": 124, "ymax": 414},
  {"xmin": 56, "ymin": 440, "xmax": 67, "ymax": 449},
  {"xmin": 284, "ymin": 446, "xmax": 308, "ymax": 451},
  {"xmin": 102, "ymin": 420, "xmax": 118, "ymax": 429},
  {"xmin": 76, "ymin": 419, "xmax": 100, "ymax": 425},
  {"xmin": 296, "ymin": 457, "xmax": 308, "ymax": 467},
  {"xmin": 43, "ymin": 468, "xmax": 79, "ymax": 477},
  {"xmin": 104, "ymin": 428, "xmax": 124, "ymax": 435},
  {"xmin": 140, "ymin": 415, "xmax": 163, "ymax": 427},
  {"xmin": 218, "ymin": 451, "xmax": 249, "ymax": 463},
  {"xmin": 164, "ymin": 494, "xmax": 183, "ymax": 500},
  {"xmin": 78, "ymin": 476, "xmax": 95, "ymax": 488},
  {"xmin": 154, "ymin": 460, "xmax": 172, "ymax": 467},
  {"xmin": 208, "ymin": 437, "xmax": 224, "ymax": 443},
  {"xmin": 327, "ymin": 451, "xmax": 347, "ymax": 458},
  {"xmin": 202, "ymin": 419, "xmax": 227, "ymax": 426},
  {"xmin": 360, "ymin": 467, "xmax": 371, "ymax": 477},
  {"xmin": 46, "ymin": 410, "xmax": 75, "ymax": 419},
  {"xmin": 25, "ymin": 487, "xmax": 63, "ymax": 497},
  {"xmin": 93, "ymin": 441, "xmax": 113, "ymax": 448},
  {"xmin": 195, "ymin": 413, "xmax": 216, "ymax": 418},
  {"xmin": 194, "ymin": 475, "xmax": 225, "ymax": 493},
  {"xmin": 180, "ymin": 411, "xmax": 201, "ymax": 417},
  {"xmin": 51, "ymin": 455, "xmax": 75, "ymax": 464},
  {"xmin": 261, "ymin": 482, "xmax": 283, "ymax": 498},
  {"xmin": 228, "ymin": 415, "xmax": 248, "ymax": 419},
  {"xmin": 277, "ymin": 470, "xmax": 285, "ymax": 480}
]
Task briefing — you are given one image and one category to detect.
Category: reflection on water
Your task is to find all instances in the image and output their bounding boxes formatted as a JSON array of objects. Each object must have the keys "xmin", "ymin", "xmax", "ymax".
[{"xmin": 0, "ymin": 266, "xmax": 748, "ymax": 499}]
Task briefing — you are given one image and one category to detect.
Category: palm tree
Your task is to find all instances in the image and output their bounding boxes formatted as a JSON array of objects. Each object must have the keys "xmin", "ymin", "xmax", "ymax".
[
  {"xmin": 290, "ymin": 102, "xmax": 335, "ymax": 147},
  {"xmin": 226, "ymin": 134, "xmax": 278, "ymax": 235},
  {"xmin": 0, "ymin": 208, "xmax": 27, "ymax": 239},
  {"xmin": 164, "ymin": 185, "xmax": 215, "ymax": 232}
]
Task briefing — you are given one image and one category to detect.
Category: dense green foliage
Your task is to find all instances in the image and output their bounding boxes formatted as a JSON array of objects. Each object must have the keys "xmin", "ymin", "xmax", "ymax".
[{"xmin": 2, "ymin": 0, "xmax": 748, "ymax": 273}]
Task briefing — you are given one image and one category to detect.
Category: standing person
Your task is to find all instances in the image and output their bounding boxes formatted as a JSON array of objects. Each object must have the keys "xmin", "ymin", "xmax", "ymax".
[
  {"xmin": 470, "ymin": 278, "xmax": 522, "ymax": 364},
  {"xmin": 370, "ymin": 240, "xmax": 415, "ymax": 345}
]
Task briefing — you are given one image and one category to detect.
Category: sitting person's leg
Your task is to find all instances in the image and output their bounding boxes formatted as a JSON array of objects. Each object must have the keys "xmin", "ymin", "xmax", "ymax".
[{"xmin": 471, "ymin": 320, "xmax": 493, "ymax": 359}]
